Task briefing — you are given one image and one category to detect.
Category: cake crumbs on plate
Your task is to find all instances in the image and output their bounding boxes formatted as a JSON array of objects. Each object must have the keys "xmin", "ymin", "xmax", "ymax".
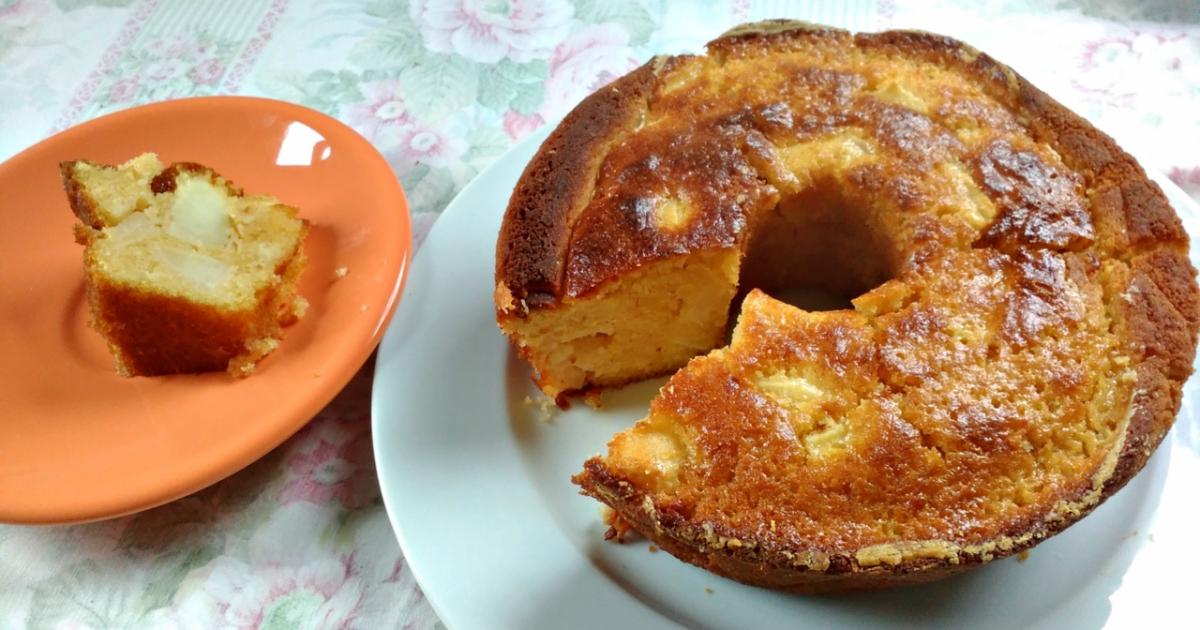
[
  {"xmin": 1017, "ymin": 550, "xmax": 1030, "ymax": 562},
  {"xmin": 581, "ymin": 387, "xmax": 604, "ymax": 409},
  {"xmin": 648, "ymin": 545, "xmax": 658, "ymax": 553},
  {"xmin": 601, "ymin": 505, "xmax": 636, "ymax": 542},
  {"xmin": 535, "ymin": 394, "xmax": 557, "ymax": 423},
  {"xmin": 704, "ymin": 587, "xmax": 714, "ymax": 594}
]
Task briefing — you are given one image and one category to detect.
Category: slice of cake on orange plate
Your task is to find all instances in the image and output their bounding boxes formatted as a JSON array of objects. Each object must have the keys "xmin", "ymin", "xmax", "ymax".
[{"xmin": 63, "ymin": 153, "xmax": 308, "ymax": 377}]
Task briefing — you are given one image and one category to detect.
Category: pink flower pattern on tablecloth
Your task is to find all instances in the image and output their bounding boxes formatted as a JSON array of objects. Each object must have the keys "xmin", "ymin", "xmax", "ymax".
[
  {"xmin": 498, "ymin": 24, "xmax": 639, "ymax": 142},
  {"xmin": 188, "ymin": 57, "xmax": 225, "ymax": 85},
  {"xmin": 3, "ymin": 2, "xmax": 1199, "ymax": 629},
  {"xmin": 388, "ymin": 121, "xmax": 468, "ymax": 173},
  {"xmin": 280, "ymin": 434, "xmax": 375, "ymax": 510},
  {"xmin": 1170, "ymin": 166, "xmax": 1200, "ymax": 198},
  {"xmin": 502, "ymin": 108, "xmax": 543, "ymax": 140},
  {"xmin": 343, "ymin": 79, "xmax": 413, "ymax": 141},
  {"xmin": 409, "ymin": 0, "xmax": 574, "ymax": 63},
  {"xmin": 0, "ymin": 0, "xmax": 45, "ymax": 27},
  {"xmin": 540, "ymin": 24, "xmax": 639, "ymax": 119},
  {"xmin": 68, "ymin": 31, "xmax": 240, "ymax": 120},
  {"xmin": 341, "ymin": 79, "xmax": 468, "ymax": 177},
  {"xmin": 106, "ymin": 76, "xmax": 140, "ymax": 103},
  {"xmin": 1074, "ymin": 29, "xmax": 1196, "ymax": 109},
  {"xmin": 212, "ymin": 558, "xmax": 363, "ymax": 629},
  {"xmin": 156, "ymin": 551, "xmax": 366, "ymax": 630}
]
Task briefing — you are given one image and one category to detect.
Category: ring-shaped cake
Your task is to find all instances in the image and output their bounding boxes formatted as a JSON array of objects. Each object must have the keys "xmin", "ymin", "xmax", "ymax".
[{"xmin": 495, "ymin": 21, "xmax": 1200, "ymax": 591}]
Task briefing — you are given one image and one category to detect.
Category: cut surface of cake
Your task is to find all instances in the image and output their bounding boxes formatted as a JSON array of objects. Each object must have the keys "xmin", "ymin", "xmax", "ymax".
[
  {"xmin": 495, "ymin": 21, "xmax": 1200, "ymax": 590},
  {"xmin": 63, "ymin": 153, "xmax": 308, "ymax": 377}
]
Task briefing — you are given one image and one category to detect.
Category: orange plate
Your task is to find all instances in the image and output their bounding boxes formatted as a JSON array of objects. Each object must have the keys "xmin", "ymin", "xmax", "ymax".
[{"xmin": 0, "ymin": 97, "xmax": 410, "ymax": 524}]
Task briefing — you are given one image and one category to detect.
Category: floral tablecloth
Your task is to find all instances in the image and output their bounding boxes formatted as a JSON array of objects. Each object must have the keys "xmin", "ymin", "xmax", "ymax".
[{"xmin": 1, "ymin": 0, "xmax": 1197, "ymax": 628}]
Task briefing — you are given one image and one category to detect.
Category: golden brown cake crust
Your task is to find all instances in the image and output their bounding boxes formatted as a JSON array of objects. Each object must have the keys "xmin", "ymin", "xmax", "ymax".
[
  {"xmin": 577, "ymin": 460, "xmax": 983, "ymax": 593},
  {"xmin": 495, "ymin": 64, "xmax": 660, "ymax": 313},
  {"xmin": 497, "ymin": 21, "xmax": 1190, "ymax": 307},
  {"xmin": 85, "ymin": 275, "xmax": 260, "ymax": 375},
  {"xmin": 148, "ymin": 161, "xmax": 241, "ymax": 196},
  {"xmin": 533, "ymin": 21, "xmax": 1200, "ymax": 590}
]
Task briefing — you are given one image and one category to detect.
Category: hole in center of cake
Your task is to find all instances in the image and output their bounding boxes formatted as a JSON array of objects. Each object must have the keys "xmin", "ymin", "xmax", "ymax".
[{"xmin": 738, "ymin": 178, "xmax": 897, "ymax": 312}]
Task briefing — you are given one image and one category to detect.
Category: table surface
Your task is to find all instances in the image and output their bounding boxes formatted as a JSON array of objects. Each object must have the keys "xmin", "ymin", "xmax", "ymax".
[{"xmin": 1, "ymin": 1, "xmax": 1197, "ymax": 628}]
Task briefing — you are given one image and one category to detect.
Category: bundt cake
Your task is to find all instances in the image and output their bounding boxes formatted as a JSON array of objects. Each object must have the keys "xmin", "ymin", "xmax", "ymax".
[
  {"xmin": 495, "ymin": 21, "xmax": 1200, "ymax": 590},
  {"xmin": 63, "ymin": 153, "xmax": 308, "ymax": 377}
]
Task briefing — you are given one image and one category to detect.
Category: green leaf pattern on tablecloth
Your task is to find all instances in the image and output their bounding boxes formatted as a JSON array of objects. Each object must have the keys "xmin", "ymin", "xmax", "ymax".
[
  {"xmin": 478, "ymin": 59, "xmax": 547, "ymax": 114},
  {"xmin": 252, "ymin": 0, "xmax": 657, "ymax": 232},
  {"xmin": 575, "ymin": 0, "xmax": 655, "ymax": 45},
  {"xmin": 397, "ymin": 55, "xmax": 479, "ymax": 118},
  {"xmin": 53, "ymin": 0, "xmax": 134, "ymax": 11},
  {"xmin": 28, "ymin": 560, "xmax": 145, "ymax": 629},
  {"xmin": 347, "ymin": 11, "xmax": 422, "ymax": 68},
  {"xmin": 257, "ymin": 69, "xmax": 368, "ymax": 117}
]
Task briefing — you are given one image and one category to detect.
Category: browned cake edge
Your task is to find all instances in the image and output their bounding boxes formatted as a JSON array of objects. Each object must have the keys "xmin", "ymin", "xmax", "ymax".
[
  {"xmin": 63, "ymin": 160, "xmax": 310, "ymax": 377},
  {"xmin": 60, "ymin": 159, "xmax": 245, "ymax": 229},
  {"xmin": 565, "ymin": 21, "xmax": 1200, "ymax": 590},
  {"xmin": 494, "ymin": 60, "xmax": 662, "ymax": 318},
  {"xmin": 493, "ymin": 20, "xmax": 1194, "ymax": 309},
  {"xmin": 61, "ymin": 160, "xmax": 108, "ymax": 230},
  {"xmin": 148, "ymin": 161, "xmax": 244, "ymax": 196}
]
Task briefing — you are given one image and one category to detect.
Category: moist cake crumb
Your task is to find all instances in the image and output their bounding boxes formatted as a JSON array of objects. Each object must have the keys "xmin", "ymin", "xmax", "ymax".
[{"xmin": 536, "ymin": 395, "xmax": 557, "ymax": 423}]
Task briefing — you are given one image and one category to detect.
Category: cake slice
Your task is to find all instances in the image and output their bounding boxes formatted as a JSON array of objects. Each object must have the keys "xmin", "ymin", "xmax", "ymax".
[
  {"xmin": 62, "ymin": 153, "xmax": 309, "ymax": 377},
  {"xmin": 576, "ymin": 251, "xmax": 1143, "ymax": 591}
]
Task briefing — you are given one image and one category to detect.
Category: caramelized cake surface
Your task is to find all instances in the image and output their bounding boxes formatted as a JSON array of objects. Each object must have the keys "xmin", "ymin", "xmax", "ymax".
[
  {"xmin": 64, "ymin": 153, "xmax": 308, "ymax": 377},
  {"xmin": 496, "ymin": 21, "xmax": 1200, "ymax": 589}
]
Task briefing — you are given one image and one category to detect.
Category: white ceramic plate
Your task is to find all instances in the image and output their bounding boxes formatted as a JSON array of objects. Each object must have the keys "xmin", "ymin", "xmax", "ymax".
[{"xmin": 373, "ymin": 126, "xmax": 1200, "ymax": 630}]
